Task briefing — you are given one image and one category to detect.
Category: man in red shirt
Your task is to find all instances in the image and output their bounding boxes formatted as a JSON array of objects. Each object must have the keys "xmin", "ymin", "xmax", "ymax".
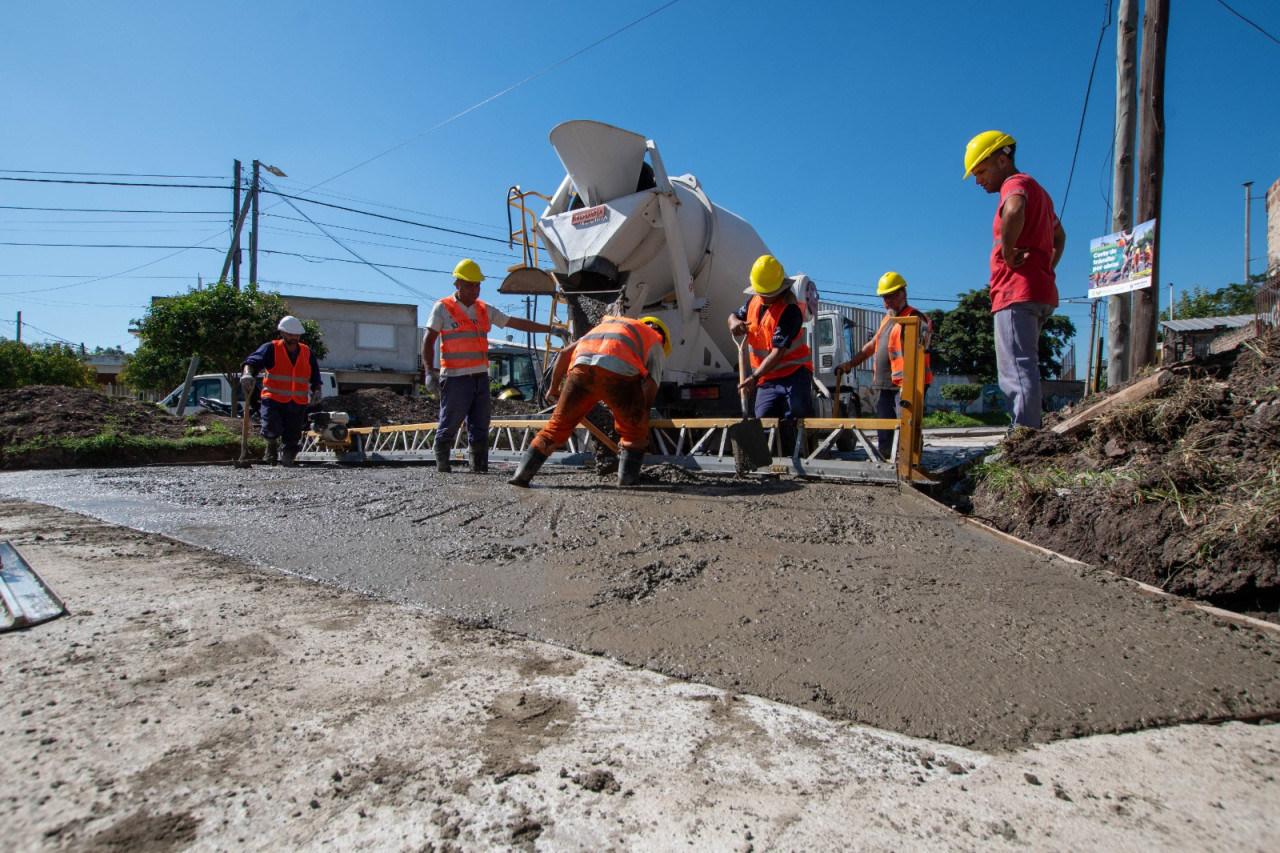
[{"xmin": 964, "ymin": 131, "xmax": 1066, "ymax": 429}]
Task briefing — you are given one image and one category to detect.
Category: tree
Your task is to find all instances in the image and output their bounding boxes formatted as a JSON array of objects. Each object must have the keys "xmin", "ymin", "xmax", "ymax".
[
  {"xmin": 0, "ymin": 339, "xmax": 97, "ymax": 389},
  {"xmin": 1171, "ymin": 276, "xmax": 1261, "ymax": 320},
  {"xmin": 929, "ymin": 288, "xmax": 1076, "ymax": 382},
  {"xmin": 123, "ymin": 282, "xmax": 327, "ymax": 392}
]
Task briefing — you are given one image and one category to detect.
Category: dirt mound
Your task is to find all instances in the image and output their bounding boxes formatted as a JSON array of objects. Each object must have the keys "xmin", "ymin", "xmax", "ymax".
[
  {"xmin": 970, "ymin": 327, "xmax": 1280, "ymax": 618},
  {"xmin": 0, "ymin": 385, "xmax": 214, "ymax": 448},
  {"xmin": 325, "ymin": 388, "xmax": 540, "ymax": 428}
]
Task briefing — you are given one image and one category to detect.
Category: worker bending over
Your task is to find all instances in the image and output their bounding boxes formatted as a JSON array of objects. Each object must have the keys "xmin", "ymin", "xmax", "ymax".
[
  {"xmin": 422, "ymin": 259, "xmax": 565, "ymax": 473},
  {"xmin": 508, "ymin": 315, "xmax": 670, "ymax": 488},
  {"xmin": 839, "ymin": 272, "xmax": 932, "ymax": 459},
  {"xmin": 242, "ymin": 315, "xmax": 322, "ymax": 467}
]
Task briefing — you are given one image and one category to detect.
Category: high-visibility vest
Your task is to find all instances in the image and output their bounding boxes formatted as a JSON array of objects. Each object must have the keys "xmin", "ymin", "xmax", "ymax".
[
  {"xmin": 884, "ymin": 306, "xmax": 933, "ymax": 387},
  {"xmin": 261, "ymin": 339, "xmax": 312, "ymax": 404},
  {"xmin": 746, "ymin": 295, "xmax": 811, "ymax": 382},
  {"xmin": 439, "ymin": 296, "xmax": 491, "ymax": 371},
  {"xmin": 575, "ymin": 316, "xmax": 663, "ymax": 376}
]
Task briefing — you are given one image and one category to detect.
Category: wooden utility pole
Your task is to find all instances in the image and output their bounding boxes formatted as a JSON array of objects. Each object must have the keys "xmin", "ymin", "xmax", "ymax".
[
  {"xmin": 1131, "ymin": 0, "xmax": 1168, "ymax": 373},
  {"xmin": 248, "ymin": 161, "xmax": 261, "ymax": 286},
  {"xmin": 1244, "ymin": 182, "xmax": 1254, "ymax": 285},
  {"xmin": 1109, "ymin": 0, "xmax": 1137, "ymax": 386},
  {"xmin": 232, "ymin": 159, "xmax": 243, "ymax": 289}
]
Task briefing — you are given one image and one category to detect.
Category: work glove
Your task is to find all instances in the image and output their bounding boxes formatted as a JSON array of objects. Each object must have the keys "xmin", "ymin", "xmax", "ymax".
[
  {"xmin": 240, "ymin": 372, "xmax": 255, "ymax": 393},
  {"xmin": 308, "ymin": 388, "xmax": 323, "ymax": 406},
  {"xmin": 424, "ymin": 372, "xmax": 440, "ymax": 396}
]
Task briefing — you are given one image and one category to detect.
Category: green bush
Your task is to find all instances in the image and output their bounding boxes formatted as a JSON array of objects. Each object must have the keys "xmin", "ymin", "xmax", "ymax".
[
  {"xmin": 938, "ymin": 383, "xmax": 983, "ymax": 403},
  {"xmin": 0, "ymin": 339, "xmax": 96, "ymax": 389}
]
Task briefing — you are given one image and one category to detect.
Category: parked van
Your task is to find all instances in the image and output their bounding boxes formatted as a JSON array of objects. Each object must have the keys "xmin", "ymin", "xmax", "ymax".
[{"xmin": 158, "ymin": 371, "xmax": 338, "ymax": 416}]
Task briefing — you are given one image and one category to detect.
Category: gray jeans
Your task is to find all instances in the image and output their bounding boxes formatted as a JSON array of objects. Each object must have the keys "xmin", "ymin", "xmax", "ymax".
[{"xmin": 994, "ymin": 301, "xmax": 1055, "ymax": 429}]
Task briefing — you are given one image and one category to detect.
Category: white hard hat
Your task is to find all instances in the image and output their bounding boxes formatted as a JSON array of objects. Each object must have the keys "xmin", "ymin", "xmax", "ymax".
[{"xmin": 277, "ymin": 315, "xmax": 304, "ymax": 335}]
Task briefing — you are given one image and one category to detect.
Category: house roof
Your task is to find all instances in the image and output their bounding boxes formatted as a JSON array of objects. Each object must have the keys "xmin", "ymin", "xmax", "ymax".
[{"xmin": 1160, "ymin": 314, "xmax": 1255, "ymax": 333}]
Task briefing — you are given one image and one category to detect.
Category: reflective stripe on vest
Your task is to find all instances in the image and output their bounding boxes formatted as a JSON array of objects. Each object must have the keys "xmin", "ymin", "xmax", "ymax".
[
  {"xmin": 575, "ymin": 316, "xmax": 661, "ymax": 376},
  {"xmin": 746, "ymin": 295, "xmax": 811, "ymax": 381},
  {"xmin": 439, "ymin": 297, "xmax": 491, "ymax": 371},
  {"xmin": 261, "ymin": 339, "xmax": 312, "ymax": 404},
  {"xmin": 887, "ymin": 307, "xmax": 934, "ymax": 386}
]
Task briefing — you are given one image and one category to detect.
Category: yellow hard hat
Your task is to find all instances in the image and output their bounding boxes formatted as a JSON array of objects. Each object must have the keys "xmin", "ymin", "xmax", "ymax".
[
  {"xmin": 877, "ymin": 271, "xmax": 907, "ymax": 296},
  {"xmin": 746, "ymin": 254, "xmax": 785, "ymax": 295},
  {"xmin": 452, "ymin": 258, "xmax": 485, "ymax": 283},
  {"xmin": 962, "ymin": 130, "xmax": 1016, "ymax": 179},
  {"xmin": 639, "ymin": 316, "xmax": 672, "ymax": 356}
]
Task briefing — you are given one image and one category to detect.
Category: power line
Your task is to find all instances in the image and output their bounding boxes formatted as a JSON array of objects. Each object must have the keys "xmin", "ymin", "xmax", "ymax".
[
  {"xmin": 259, "ymin": 176, "xmax": 435, "ymax": 301},
  {"xmin": 1, "ymin": 169, "xmax": 224, "ymax": 179},
  {"xmin": 303, "ymin": 0, "xmax": 684, "ymax": 191},
  {"xmin": 1060, "ymin": 0, "xmax": 1113, "ymax": 218},
  {"xmin": 0, "ymin": 176, "xmax": 229, "ymax": 190},
  {"xmin": 261, "ymin": 189, "xmax": 510, "ymax": 243},
  {"xmin": 262, "ymin": 218, "xmax": 517, "ymax": 260},
  {"xmin": 266, "ymin": 180, "xmax": 507, "ymax": 235},
  {"xmin": 1217, "ymin": 0, "xmax": 1280, "ymax": 45},
  {"xmin": 0, "ymin": 204, "xmax": 223, "ymax": 214}
]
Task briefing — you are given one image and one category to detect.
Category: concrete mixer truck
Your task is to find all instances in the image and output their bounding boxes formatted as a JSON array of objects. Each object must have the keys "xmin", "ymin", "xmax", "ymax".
[{"xmin": 501, "ymin": 120, "xmax": 865, "ymax": 418}]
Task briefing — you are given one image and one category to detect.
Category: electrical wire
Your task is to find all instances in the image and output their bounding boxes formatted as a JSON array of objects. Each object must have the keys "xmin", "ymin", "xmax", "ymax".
[
  {"xmin": 305, "ymin": 0, "xmax": 684, "ymax": 193},
  {"xmin": 0, "ymin": 169, "xmax": 224, "ymax": 179},
  {"xmin": 0, "ymin": 205, "xmax": 224, "ymax": 214},
  {"xmin": 1060, "ymin": 0, "xmax": 1113, "ymax": 218},
  {"xmin": 260, "ymin": 190, "xmax": 510, "ymax": 243},
  {"xmin": 1216, "ymin": 0, "xmax": 1280, "ymax": 45},
  {"xmin": 0, "ymin": 176, "xmax": 229, "ymax": 190},
  {"xmin": 261, "ymin": 220, "xmax": 516, "ymax": 262},
  {"xmin": 258, "ymin": 176, "xmax": 435, "ymax": 301}
]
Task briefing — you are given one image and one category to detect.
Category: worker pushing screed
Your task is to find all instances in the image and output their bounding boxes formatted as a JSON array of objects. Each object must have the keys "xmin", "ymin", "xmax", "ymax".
[
  {"xmin": 727, "ymin": 254, "xmax": 814, "ymax": 456},
  {"xmin": 507, "ymin": 315, "xmax": 670, "ymax": 488},
  {"xmin": 241, "ymin": 315, "xmax": 323, "ymax": 467},
  {"xmin": 839, "ymin": 272, "xmax": 933, "ymax": 460},
  {"xmin": 422, "ymin": 259, "xmax": 566, "ymax": 473}
]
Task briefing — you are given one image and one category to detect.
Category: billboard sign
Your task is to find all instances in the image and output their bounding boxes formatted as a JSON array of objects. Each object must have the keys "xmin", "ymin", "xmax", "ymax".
[{"xmin": 1088, "ymin": 218, "xmax": 1156, "ymax": 299}]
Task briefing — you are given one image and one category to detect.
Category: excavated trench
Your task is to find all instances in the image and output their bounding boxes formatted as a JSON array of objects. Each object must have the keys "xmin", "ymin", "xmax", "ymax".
[{"xmin": 2, "ymin": 462, "xmax": 1278, "ymax": 751}]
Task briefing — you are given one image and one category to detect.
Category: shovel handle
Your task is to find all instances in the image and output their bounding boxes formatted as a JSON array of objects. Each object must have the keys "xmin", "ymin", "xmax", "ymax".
[{"xmin": 737, "ymin": 335, "xmax": 754, "ymax": 418}]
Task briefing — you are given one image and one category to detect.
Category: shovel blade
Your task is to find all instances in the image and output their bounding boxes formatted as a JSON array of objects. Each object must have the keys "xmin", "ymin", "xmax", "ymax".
[{"xmin": 729, "ymin": 419, "xmax": 773, "ymax": 472}]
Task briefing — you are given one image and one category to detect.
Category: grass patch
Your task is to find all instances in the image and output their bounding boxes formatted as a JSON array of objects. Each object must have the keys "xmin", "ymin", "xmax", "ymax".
[
  {"xmin": 4, "ymin": 425, "xmax": 261, "ymax": 464},
  {"xmin": 923, "ymin": 410, "xmax": 1011, "ymax": 428}
]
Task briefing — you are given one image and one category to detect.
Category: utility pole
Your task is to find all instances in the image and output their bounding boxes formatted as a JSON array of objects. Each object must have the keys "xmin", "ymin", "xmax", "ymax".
[
  {"xmin": 1131, "ymin": 0, "xmax": 1168, "ymax": 373},
  {"xmin": 248, "ymin": 160, "xmax": 261, "ymax": 289},
  {"xmin": 1109, "ymin": 0, "xmax": 1137, "ymax": 385},
  {"xmin": 1244, "ymin": 181, "xmax": 1254, "ymax": 285},
  {"xmin": 232, "ymin": 160, "xmax": 243, "ymax": 289},
  {"xmin": 15, "ymin": 311, "xmax": 20, "ymax": 343}
]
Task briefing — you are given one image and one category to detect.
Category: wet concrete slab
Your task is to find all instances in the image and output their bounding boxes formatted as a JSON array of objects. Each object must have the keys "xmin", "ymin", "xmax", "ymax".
[{"xmin": 3, "ymin": 463, "xmax": 1277, "ymax": 751}]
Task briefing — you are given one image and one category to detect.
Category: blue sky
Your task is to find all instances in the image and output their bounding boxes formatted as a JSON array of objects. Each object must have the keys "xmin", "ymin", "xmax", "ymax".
[{"xmin": 3, "ymin": 0, "xmax": 1277, "ymax": 364}]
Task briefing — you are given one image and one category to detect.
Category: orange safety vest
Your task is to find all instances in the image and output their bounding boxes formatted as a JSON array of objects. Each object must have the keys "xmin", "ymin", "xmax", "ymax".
[
  {"xmin": 746, "ymin": 295, "xmax": 811, "ymax": 382},
  {"xmin": 261, "ymin": 339, "xmax": 313, "ymax": 404},
  {"xmin": 883, "ymin": 306, "xmax": 933, "ymax": 387},
  {"xmin": 575, "ymin": 315, "xmax": 663, "ymax": 375},
  {"xmin": 439, "ymin": 296, "xmax": 491, "ymax": 371}
]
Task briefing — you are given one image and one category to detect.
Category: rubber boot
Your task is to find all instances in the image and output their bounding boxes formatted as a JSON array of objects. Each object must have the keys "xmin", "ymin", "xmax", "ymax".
[
  {"xmin": 281, "ymin": 447, "xmax": 298, "ymax": 468},
  {"xmin": 617, "ymin": 449, "xmax": 644, "ymax": 486},
  {"xmin": 435, "ymin": 444, "xmax": 452, "ymax": 473},
  {"xmin": 469, "ymin": 444, "xmax": 488, "ymax": 474},
  {"xmin": 264, "ymin": 439, "xmax": 279, "ymax": 466},
  {"xmin": 507, "ymin": 448, "xmax": 548, "ymax": 487}
]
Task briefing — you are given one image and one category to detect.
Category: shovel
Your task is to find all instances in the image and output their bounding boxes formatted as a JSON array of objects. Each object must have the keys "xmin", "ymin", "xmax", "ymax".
[
  {"xmin": 234, "ymin": 389, "xmax": 253, "ymax": 469},
  {"xmin": 728, "ymin": 336, "xmax": 773, "ymax": 473}
]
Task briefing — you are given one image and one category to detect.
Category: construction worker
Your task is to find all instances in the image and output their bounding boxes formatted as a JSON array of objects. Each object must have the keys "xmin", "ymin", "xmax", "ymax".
[
  {"xmin": 241, "ymin": 315, "xmax": 322, "ymax": 467},
  {"xmin": 727, "ymin": 254, "xmax": 813, "ymax": 449},
  {"xmin": 838, "ymin": 272, "xmax": 933, "ymax": 459},
  {"xmin": 507, "ymin": 315, "xmax": 670, "ymax": 488},
  {"xmin": 422, "ymin": 259, "xmax": 565, "ymax": 473},
  {"xmin": 963, "ymin": 130, "xmax": 1066, "ymax": 429}
]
